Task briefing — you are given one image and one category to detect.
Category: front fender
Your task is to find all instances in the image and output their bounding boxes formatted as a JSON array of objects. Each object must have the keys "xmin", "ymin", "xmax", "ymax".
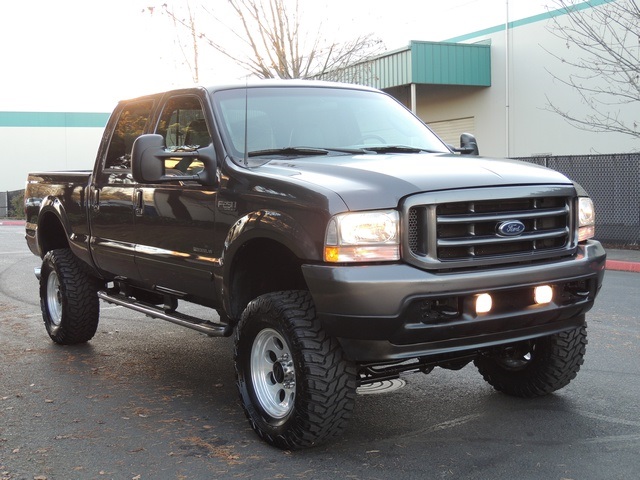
[
  {"xmin": 215, "ymin": 209, "xmax": 322, "ymax": 318},
  {"xmin": 221, "ymin": 209, "xmax": 320, "ymax": 266}
]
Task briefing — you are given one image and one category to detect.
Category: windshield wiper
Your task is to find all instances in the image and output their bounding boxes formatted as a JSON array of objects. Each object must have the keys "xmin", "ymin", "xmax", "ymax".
[
  {"xmin": 247, "ymin": 147, "xmax": 330, "ymax": 157},
  {"xmin": 363, "ymin": 145, "xmax": 438, "ymax": 154},
  {"xmin": 324, "ymin": 147, "xmax": 370, "ymax": 154},
  {"xmin": 248, "ymin": 145, "xmax": 436, "ymax": 158}
]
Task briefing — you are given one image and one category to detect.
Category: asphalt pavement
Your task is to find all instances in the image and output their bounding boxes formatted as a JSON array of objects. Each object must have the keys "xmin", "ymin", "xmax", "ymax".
[{"xmin": 1, "ymin": 222, "xmax": 639, "ymax": 480}]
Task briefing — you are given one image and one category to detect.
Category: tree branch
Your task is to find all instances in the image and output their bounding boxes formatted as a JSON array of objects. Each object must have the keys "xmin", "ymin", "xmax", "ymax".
[
  {"xmin": 544, "ymin": 0, "xmax": 640, "ymax": 140},
  {"xmin": 148, "ymin": 0, "xmax": 383, "ymax": 80}
]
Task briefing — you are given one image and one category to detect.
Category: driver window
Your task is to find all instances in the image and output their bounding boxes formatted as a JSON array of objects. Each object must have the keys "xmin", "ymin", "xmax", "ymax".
[{"xmin": 156, "ymin": 96, "xmax": 211, "ymax": 175}]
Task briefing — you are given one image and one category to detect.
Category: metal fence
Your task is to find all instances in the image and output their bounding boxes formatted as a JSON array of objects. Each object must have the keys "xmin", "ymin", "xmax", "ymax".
[
  {"xmin": 516, "ymin": 154, "xmax": 640, "ymax": 247},
  {"xmin": 4, "ymin": 190, "xmax": 24, "ymax": 218},
  {"xmin": 0, "ymin": 191, "xmax": 7, "ymax": 217}
]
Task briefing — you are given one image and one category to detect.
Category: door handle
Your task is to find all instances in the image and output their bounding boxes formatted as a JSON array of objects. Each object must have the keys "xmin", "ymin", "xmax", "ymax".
[
  {"xmin": 92, "ymin": 187, "xmax": 100, "ymax": 212},
  {"xmin": 135, "ymin": 189, "xmax": 144, "ymax": 216}
]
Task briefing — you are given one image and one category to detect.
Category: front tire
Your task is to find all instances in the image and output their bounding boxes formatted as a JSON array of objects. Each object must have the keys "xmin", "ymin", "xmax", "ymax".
[
  {"xmin": 475, "ymin": 324, "xmax": 588, "ymax": 398},
  {"xmin": 234, "ymin": 291, "xmax": 356, "ymax": 449},
  {"xmin": 39, "ymin": 248, "xmax": 100, "ymax": 345}
]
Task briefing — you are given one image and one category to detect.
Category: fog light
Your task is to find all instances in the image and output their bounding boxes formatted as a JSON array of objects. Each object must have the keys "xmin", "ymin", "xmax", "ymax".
[
  {"xmin": 476, "ymin": 293, "xmax": 492, "ymax": 314},
  {"xmin": 534, "ymin": 285, "xmax": 553, "ymax": 304}
]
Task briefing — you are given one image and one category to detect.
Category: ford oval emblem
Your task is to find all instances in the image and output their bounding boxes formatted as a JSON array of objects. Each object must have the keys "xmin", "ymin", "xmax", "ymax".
[{"xmin": 497, "ymin": 220, "xmax": 526, "ymax": 237}]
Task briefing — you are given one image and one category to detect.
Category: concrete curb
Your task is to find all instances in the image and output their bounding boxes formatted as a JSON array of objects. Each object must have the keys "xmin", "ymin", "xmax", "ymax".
[
  {"xmin": 605, "ymin": 260, "xmax": 640, "ymax": 273},
  {"xmin": 0, "ymin": 220, "xmax": 26, "ymax": 226}
]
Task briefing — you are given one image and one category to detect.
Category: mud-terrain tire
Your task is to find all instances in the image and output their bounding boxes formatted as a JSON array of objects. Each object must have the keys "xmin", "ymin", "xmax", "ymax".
[
  {"xmin": 475, "ymin": 324, "xmax": 588, "ymax": 398},
  {"xmin": 234, "ymin": 290, "xmax": 356, "ymax": 450},
  {"xmin": 39, "ymin": 248, "xmax": 100, "ymax": 345}
]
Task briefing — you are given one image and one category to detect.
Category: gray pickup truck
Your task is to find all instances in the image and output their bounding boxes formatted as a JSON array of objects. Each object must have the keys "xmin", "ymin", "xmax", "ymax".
[{"xmin": 25, "ymin": 80, "xmax": 606, "ymax": 449}]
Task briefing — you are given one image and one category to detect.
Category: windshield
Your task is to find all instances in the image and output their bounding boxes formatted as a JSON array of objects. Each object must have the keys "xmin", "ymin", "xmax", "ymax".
[{"xmin": 211, "ymin": 86, "xmax": 450, "ymax": 165}]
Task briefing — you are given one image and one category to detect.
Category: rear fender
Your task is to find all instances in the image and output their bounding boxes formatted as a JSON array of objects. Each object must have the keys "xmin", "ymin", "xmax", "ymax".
[
  {"xmin": 34, "ymin": 196, "xmax": 72, "ymax": 257},
  {"xmin": 34, "ymin": 196, "xmax": 96, "ymax": 272}
]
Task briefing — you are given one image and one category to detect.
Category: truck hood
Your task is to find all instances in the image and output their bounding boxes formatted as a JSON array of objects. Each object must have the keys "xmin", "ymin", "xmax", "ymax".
[{"xmin": 259, "ymin": 153, "xmax": 574, "ymax": 210}]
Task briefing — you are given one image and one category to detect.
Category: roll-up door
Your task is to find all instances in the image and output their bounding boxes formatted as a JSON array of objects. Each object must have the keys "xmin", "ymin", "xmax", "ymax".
[{"xmin": 428, "ymin": 117, "xmax": 475, "ymax": 147}]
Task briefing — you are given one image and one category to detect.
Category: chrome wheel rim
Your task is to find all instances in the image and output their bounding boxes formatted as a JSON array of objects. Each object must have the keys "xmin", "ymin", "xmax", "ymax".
[
  {"xmin": 250, "ymin": 328, "xmax": 296, "ymax": 419},
  {"xmin": 46, "ymin": 271, "xmax": 63, "ymax": 326}
]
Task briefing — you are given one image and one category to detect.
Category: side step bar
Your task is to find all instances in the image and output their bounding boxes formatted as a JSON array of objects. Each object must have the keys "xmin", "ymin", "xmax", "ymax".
[{"xmin": 97, "ymin": 291, "xmax": 231, "ymax": 337}]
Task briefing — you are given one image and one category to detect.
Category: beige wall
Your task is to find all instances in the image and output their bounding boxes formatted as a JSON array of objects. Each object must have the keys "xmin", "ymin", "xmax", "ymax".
[
  {"xmin": 0, "ymin": 127, "xmax": 104, "ymax": 191},
  {"xmin": 409, "ymin": 10, "xmax": 638, "ymax": 158}
]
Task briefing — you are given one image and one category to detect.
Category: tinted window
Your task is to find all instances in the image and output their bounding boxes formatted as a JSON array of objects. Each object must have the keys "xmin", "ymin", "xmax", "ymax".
[
  {"xmin": 155, "ymin": 96, "xmax": 211, "ymax": 176},
  {"xmin": 212, "ymin": 86, "xmax": 449, "ymax": 164},
  {"xmin": 156, "ymin": 96, "xmax": 210, "ymax": 148},
  {"xmin": 105, "ymin": 100, "xmax": 153, "ymax": 169}
]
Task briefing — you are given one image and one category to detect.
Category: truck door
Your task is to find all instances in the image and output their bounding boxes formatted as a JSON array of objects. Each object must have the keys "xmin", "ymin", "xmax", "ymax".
[
  {"xmin": 89, "ymin": 99, "xmax": 154, "ymax": 281},
  {"xmin": 133, "ymin": 94, "xmax": 218, "ymax": 304}
]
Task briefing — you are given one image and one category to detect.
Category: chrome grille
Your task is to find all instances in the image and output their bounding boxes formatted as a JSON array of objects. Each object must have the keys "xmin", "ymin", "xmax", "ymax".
[{"xmin": 403, "ymin": 186, "xmax": 577, "ymax": 269}]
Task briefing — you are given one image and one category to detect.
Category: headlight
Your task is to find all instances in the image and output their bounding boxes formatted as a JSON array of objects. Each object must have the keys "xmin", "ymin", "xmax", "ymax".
[
  {"xmin": 324, "ymin": 210, "xmax": 399, "ymax": 262},
  {"xmin": 578, "ymin": 197, "xmax": 595, "ymax": 241}
]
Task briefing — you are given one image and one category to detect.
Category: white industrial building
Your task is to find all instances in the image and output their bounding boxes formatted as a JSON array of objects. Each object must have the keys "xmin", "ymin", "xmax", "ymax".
[
  {"xmin": 0, "ymin": 113, "xmax": 108, "ymax": 194},
  {"xmin": 423, "ymin": 1, "xmax": 638, "ymax": 158}
]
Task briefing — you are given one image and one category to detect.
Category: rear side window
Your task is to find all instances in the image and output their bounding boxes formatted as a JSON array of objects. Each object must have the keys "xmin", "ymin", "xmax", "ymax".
[{"xmin": 105, "ymin": 100, "xmax": 154, "ymax": 169}]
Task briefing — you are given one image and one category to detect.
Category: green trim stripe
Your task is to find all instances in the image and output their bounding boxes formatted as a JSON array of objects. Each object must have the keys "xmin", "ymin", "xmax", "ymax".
[
  {"xmin": 0, "ymin": 111, "xmax": 110, "ymax": 128},
  {"xmin": 444, "ymin": 0, "xmax": 618, "ymax": 43}
]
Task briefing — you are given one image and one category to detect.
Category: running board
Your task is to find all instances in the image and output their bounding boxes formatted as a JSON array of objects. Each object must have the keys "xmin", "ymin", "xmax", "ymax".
[{"xmin": 97, "ymin": 291, "xmax": 231, "ymax": 337}]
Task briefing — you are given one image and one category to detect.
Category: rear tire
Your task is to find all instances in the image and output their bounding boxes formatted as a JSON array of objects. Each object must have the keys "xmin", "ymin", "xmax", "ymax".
[
  {"xmin": 475, "ymin": 324, "xmax": 587, "ymax": 398},
  {"xmin": 39, "ymin": 248, "xmax": 100, "ymax": 345},
  {"xmin": 234, "ymin": 290, "xmax": 356, "ymax": 449}
]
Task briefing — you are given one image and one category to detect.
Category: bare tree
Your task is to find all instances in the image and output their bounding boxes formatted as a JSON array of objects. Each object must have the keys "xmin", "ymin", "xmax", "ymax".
[
  {"xmin": 149, "ymin": 0, "xmax": 383, "ymax": 80},
  {"xmin": 544, "ymin": 0, "xmax": 640, "ymax": 140},
  {"xmin": 147, "ymin": 3, "xmax": 200, "ymax": 83}
]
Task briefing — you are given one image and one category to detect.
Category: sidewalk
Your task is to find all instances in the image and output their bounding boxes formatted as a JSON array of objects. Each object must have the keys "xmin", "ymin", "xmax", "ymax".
[{"xmin": 1, "ymin": 219, "xmax": 638, "ymax": 272}]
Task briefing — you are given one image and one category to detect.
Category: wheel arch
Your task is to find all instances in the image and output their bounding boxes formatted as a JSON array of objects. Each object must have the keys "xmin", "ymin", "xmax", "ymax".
[
  {"xmin": 35, "ymin": 197, "xmax": 96, "ymax": 273},
  {"xmin": 220, "ymin": 209, "xmax": 322, "ymax": 322},
  {"xmin": 225, "ymin": 236, "xmax": 309, "ymax": 322},
  {"xmin": 37, "ymin": 205, "xmax": 70, "ymax": 257}
]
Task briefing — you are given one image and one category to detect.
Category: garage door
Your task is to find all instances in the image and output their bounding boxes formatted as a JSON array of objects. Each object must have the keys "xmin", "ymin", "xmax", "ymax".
[{"xmin": 428, "ymin": 117, "xmax": 475, "ymax": 148}]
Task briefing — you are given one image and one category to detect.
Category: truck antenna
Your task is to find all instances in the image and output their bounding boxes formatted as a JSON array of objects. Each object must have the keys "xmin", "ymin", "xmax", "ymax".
[{"xmin": 243, "ymin": 78, "xmax": 249, "ymax": 167}]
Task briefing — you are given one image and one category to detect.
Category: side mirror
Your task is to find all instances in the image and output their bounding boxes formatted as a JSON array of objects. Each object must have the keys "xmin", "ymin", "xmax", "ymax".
[
  {"xmin": 458, "ymin": 133, "xmax": 479, "ymax": 156},
  {"xmin": 131, "ymin": 134, "xmax": 218, "ymax": 186}
]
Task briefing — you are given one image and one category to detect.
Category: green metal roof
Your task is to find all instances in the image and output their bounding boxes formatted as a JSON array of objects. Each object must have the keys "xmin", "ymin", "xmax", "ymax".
[
  {"xmin": 319, "ymin": 40, "xmax": 491, "ymax": 89},
  {"xmin": 0, "ymin": 111, "xmax": 110, "ymax": 127},
  {"xmin": 411, "ymin": 41, "xmax": 490, "ymax": 87}
]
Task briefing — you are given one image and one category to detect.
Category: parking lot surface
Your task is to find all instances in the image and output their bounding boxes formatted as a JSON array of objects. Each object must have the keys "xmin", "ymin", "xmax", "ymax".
[{"xmin": 1, "ymin": 225, "xmax": 639, "ymax": 480}]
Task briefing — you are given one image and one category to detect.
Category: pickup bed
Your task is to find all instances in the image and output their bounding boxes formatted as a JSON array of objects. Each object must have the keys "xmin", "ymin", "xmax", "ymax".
[{"xmin": 25, "ymin": 80, "xmax": 606, "ymax": 449}]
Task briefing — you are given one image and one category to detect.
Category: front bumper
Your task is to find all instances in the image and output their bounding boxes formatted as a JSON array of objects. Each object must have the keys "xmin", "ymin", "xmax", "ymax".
[{"xmin": 302, "ymin": 241, "xmax": 606, "ymax": 362}]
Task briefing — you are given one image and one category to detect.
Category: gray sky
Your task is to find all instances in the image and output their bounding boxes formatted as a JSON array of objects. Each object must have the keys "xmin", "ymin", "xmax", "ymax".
[{"xmin": 1, "ymin": 0, "xmax": 551, "ymax": 112}]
